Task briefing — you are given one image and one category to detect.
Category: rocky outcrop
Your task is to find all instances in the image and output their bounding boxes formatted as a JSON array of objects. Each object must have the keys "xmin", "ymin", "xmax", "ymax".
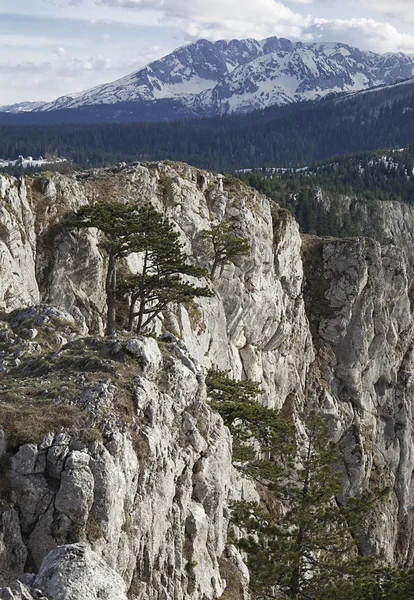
[
  {"xmin": 2, "ymin": 161, "xmax": 414, "ymax": 596},
  {"xmin": 0, "ymin": 306, "xmax": 246, "ymax": 599}
]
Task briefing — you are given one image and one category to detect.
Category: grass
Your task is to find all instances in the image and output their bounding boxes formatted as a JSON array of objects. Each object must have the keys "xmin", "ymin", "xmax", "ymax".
[
  {"xmin": 184, "ymin": 301, "xmax": 206, "ymax": 335},
  {"xmin": 0, "ymin": 331, "xmax": 142, "ymax": 451},
  {"xmin": 0, "ymin": 395, "xmax": 97, "ymax": 451},
  {"xmin": 219, "ymin": 555, "xmax": 245, "ymax": 600}
]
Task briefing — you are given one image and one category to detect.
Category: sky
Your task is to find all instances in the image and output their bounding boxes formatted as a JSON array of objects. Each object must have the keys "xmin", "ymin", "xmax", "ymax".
[{"xmin": 2, "ymin": 0, "xmax": 414, "ymax": 105}]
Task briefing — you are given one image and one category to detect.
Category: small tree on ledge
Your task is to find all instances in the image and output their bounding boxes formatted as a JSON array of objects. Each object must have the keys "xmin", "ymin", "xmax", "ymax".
[
  {"xmin": 201, "ymin": 220, "xmax": 250, "ymax": 278},
  {"xmin": 64, "ymin": 201, "xmax": 212, "ymax": 336},
  {"xmin": 118, "ymin": 204, "xmax": 213, "ymax": 334},
  {"xmin": 64, "ymin": 201, "xmax": 142, "ymax": 337}
]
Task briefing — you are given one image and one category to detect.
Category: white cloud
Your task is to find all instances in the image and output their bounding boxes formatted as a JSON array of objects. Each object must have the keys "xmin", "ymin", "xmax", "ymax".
[
  {"xmin": 0, "ymin": 33, "xmax": 70, "ymax": 49},
  {"xmin": 4, "ymin": 0, "xmax": 414, "ymax": 104},
  {"xmin": 361, "ymin": 0, "xmax": 414, "ymax": 24},
  {"xmin": 96, "ymin": 0, "xmax": 310, "ymax": 40},
  {"xmin": 0, "ymin": 53, "xmax": 134, "ymax": 102},
  {"xmin": 306, "ymin": 17, "xmax": 414, "ymax": 53}
]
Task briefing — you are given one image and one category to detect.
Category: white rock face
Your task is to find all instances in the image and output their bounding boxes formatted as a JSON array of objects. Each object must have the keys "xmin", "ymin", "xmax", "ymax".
[
  {"xmin": 303, "ymin": 235, "xmax": 414, "ymax": 562},
  {"xmin": 3, "ymin": 162, "xmax": 414, "ymax": 595},
  {"xmin": 0, "ymin": 176, "xmax": 39, "ymax": 310},
  {"xmin": 0, "ymin": 332, "xmax": 238, "ymax": 600}
]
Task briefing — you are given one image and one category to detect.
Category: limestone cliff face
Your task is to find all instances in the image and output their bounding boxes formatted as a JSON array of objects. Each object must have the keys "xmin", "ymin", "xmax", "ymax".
[
  {"xmin": 0, "ymin": 307, "xmax": 244, "ymax": 600},
  {"xmin": 1, "ymin": 162, "xmax": 414, "ymax": 597}
]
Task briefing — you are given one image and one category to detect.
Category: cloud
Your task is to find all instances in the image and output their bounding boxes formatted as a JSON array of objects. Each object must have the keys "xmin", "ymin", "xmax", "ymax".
[
  {"xmin": 0, "ymin": 53, "xmax": 129, "ymax": 102},
  {"xmin": 0, "ymin": 33, "xmax": 68, "ymax": 49},
  {"xmin": 306, "ymin": 17, "xmax": 414, "ymax": 53},
  {"xmin": 73, "ymin": 0, "xmax": 414, "ymax": 54},
  {"xmin": 96, "ymin": 0, "xmax": 310, "ymax": 40},
  {"xmin": 361, "ymin": 0, "xmax": 414, "ymax": 25},
  {"xmin": 5, "ymin": 0, "xmax": 414, "ymax": 104}
]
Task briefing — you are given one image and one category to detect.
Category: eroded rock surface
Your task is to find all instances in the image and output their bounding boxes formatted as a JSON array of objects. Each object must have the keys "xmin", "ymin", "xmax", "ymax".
[
  {"xmin": 0, "ymin": 315, "xmax": 242, "ymax": 599},
  {"xmin": 2, "ymin": 162, "xmax": 414, "ymax": 596}
]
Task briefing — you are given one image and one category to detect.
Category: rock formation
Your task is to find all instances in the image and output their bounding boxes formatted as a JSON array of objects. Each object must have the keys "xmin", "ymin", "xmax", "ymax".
[{"xmin": 1, "ymin": 162, "xmax": 414, "ymax": 597}]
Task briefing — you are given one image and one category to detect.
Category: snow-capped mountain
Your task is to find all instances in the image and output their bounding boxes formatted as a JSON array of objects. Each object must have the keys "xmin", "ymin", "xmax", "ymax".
[
  {"xmin": 38, "ymin": 38, "xmax": 269, "ymax": 112},
  {"xmin": 198, "ymin": 43, "xmax": 414, "ymax": 114},
  {"xmin": 0, "ymin": 101, "xmax": 46, "ymax": 113},
  {"xmin": 10, "ymin": 37, "xmax": 414, "ymax": 119}
]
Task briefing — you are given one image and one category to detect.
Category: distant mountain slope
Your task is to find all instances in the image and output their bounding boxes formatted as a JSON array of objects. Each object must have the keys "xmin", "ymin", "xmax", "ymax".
[
  {"xmin": 195, "ymin": 42, "xmax": 414, "ymax": 115},
  {"xmin": 0, "ymin": 101, "xmax": 46, "ymax": 113},
  {"xmin": 1, "ymin": 75, "xmax": 414, "ymax": 170},
  {"xmin": 38, "ymin": 38, "xmax": 268, "ymax": 113},
  {"xmin": 236, "ymin": 145, "xmax": 414, "ymax": 244},
  {"xmin": 5, "ymin": 36, "xmax": 414, "ymax": 123}
]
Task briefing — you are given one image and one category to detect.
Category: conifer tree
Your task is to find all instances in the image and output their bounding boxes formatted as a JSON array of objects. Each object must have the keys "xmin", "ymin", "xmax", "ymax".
[
  {"xmin": 202, "ymin": 221, "xmax": 250, "ymax": 278},
  {"xmin": 205, "ymin": 371, "xmax": 403, "ymax": 600},
  {"xmin": 64, "ymin": 201, "xmax": 143, "ymax": 336},
  {"xmin": 65, "ymin": 202, "xmax": 211, "ymax": 336},
  {"xmin": 232, "ymin": 412, "xmax": 382, "ymax": 600},
  {"xmin": 118, "ymin": 204, "xmax": 212, "ymax": 334}
]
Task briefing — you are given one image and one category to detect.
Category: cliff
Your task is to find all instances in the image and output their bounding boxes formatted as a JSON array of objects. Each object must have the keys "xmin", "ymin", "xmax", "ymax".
[{"xmin": 1, "ymin": 162, "xmax": 414, "ymax": 598}]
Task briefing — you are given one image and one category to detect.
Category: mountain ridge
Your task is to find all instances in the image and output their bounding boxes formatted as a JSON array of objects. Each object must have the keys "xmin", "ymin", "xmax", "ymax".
[{"xmin": 4, "ymin": 36, "xmax": 414, "ymax": 120}]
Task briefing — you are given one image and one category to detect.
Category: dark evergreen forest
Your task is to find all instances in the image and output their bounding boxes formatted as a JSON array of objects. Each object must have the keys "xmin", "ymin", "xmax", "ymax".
[
  {"xmin": 236, "ymin": 148, "xmax": 414, "ymax": 238},
  {"xmin": 1, "ymin": 82, "xmax": 414, "ymax": 171}
]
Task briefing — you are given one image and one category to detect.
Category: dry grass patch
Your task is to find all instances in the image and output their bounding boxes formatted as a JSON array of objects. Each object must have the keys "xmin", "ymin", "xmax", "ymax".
[{"xmin": 0, "ymin": 397, "xmax": 97, "ymax": 451}]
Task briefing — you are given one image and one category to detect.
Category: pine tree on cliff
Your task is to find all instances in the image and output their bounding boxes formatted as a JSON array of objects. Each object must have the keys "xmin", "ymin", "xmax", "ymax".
[
  {"xmin": 201, "ymin": 220, "xmax": 250, "ymax": 278},
  {"xmin": 64, "ymin": 201, "xmax": 142, "ymax": 336},
  {"xmin": 117, "ymin": 204, "xmax": 212, "ymax": 334},
  {"xmin": 205, "ymin": 371, "xmax": 404, "ymax": 600},
  {"xmin": 64, "ymin": 202, "xmax": 211, "ymax": 336},
  {"xmin": 232, "ymin": 412, "xmax": 383, "ymax": 600}
]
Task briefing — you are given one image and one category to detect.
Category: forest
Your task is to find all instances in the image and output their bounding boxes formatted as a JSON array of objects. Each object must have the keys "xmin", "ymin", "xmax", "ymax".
[
  {"xmin": 236, "ymin": 148, "xmax": 414, "ymax": 237},
  {"xmin": 0, "ymin": 82, "xmax": 414, "ymax": 171}
]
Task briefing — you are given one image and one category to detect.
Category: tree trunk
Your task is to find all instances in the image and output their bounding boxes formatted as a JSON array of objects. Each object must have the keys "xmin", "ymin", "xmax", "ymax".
[
  {"xmin": 136, "ymin": 251, "xmax": 148, "ymax": 335},
  {"xmin": 289, "ymin": 436, "xmax": 313, "ymax": 599},
  {"xmin": 289, "ymin": 527, "xmax": 303, "ymax": 599},
  {"xmin": 210, "ymin": 252, "xmax": 221, "ymax": 278},
  {"xmin": 136, "ymin": 297, "xmax": 146, "ymax": 335},
  {"xmin": 127, "ymin": 301, "xmax": 134, "ymax": 332},
  {"xmin": 127, "ymin": 294, "xmax": 138, "ymax": 331},
  {"xmin": 105, "ymin": 252, "xmax": 117, "ymax": 337}
]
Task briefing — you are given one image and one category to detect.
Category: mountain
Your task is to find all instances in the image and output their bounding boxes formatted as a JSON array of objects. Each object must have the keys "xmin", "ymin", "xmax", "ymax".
[
  {"xmin": 0, "ymin": 100, "xmax": 46, "ymax": 113},
  {"xmin": 39, "ymin": 38, "xmax": 264, "ymax": 112},
  {"xmin": 195, "ymin": 42, "xmax": 414, "ymax": 115},
  {"xmin": 7, "ymin": 36, "xmax": 414, "ymax": 123}
]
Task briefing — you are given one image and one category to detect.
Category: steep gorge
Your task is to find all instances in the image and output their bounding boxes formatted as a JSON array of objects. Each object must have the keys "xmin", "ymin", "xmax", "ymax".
[{"xmin": 1, "ymin": 162, "xmax": 414, "ymax": 597}]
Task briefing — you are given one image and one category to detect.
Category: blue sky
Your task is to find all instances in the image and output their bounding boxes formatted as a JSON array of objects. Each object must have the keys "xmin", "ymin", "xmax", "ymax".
[{"xmin": 1, "ymin": 0, "xmax": 414, "ymax": 104}]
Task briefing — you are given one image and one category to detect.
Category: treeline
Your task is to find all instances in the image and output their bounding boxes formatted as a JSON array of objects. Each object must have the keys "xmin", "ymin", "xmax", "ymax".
[
  {"xmin": 1, "ymin": 82, "xmax": 414, "ymax": 170},
  {"xmin": 303, "ymin": 148, "xmax": 414, "ymax": 203},
  {"xmin": 236, "ymin": 147, "xmax": 414, "ymax": 238},
  {"xmin": 236, "ymin": 171, "xmax": 363, "ymax": 238}
]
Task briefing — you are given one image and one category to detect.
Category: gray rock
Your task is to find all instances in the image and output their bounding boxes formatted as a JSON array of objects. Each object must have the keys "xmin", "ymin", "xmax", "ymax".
[
  {"xmin": 125, "ymin": 337, "xmax": 162, "ymax": 375},
  {"xmin": 33, "ymin": 544, "xmax": 128, "ymax": 600},
  {"xmin": 4, "ymin": 162, "xmax": 414, "ymax": 593},
  {"xmin": 55, "ymin": 451, "xmax": 94, "ymax": 526},
  {"xmin": 0, "ymin": 429, "xmax": 6, "ymax": 459}
]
